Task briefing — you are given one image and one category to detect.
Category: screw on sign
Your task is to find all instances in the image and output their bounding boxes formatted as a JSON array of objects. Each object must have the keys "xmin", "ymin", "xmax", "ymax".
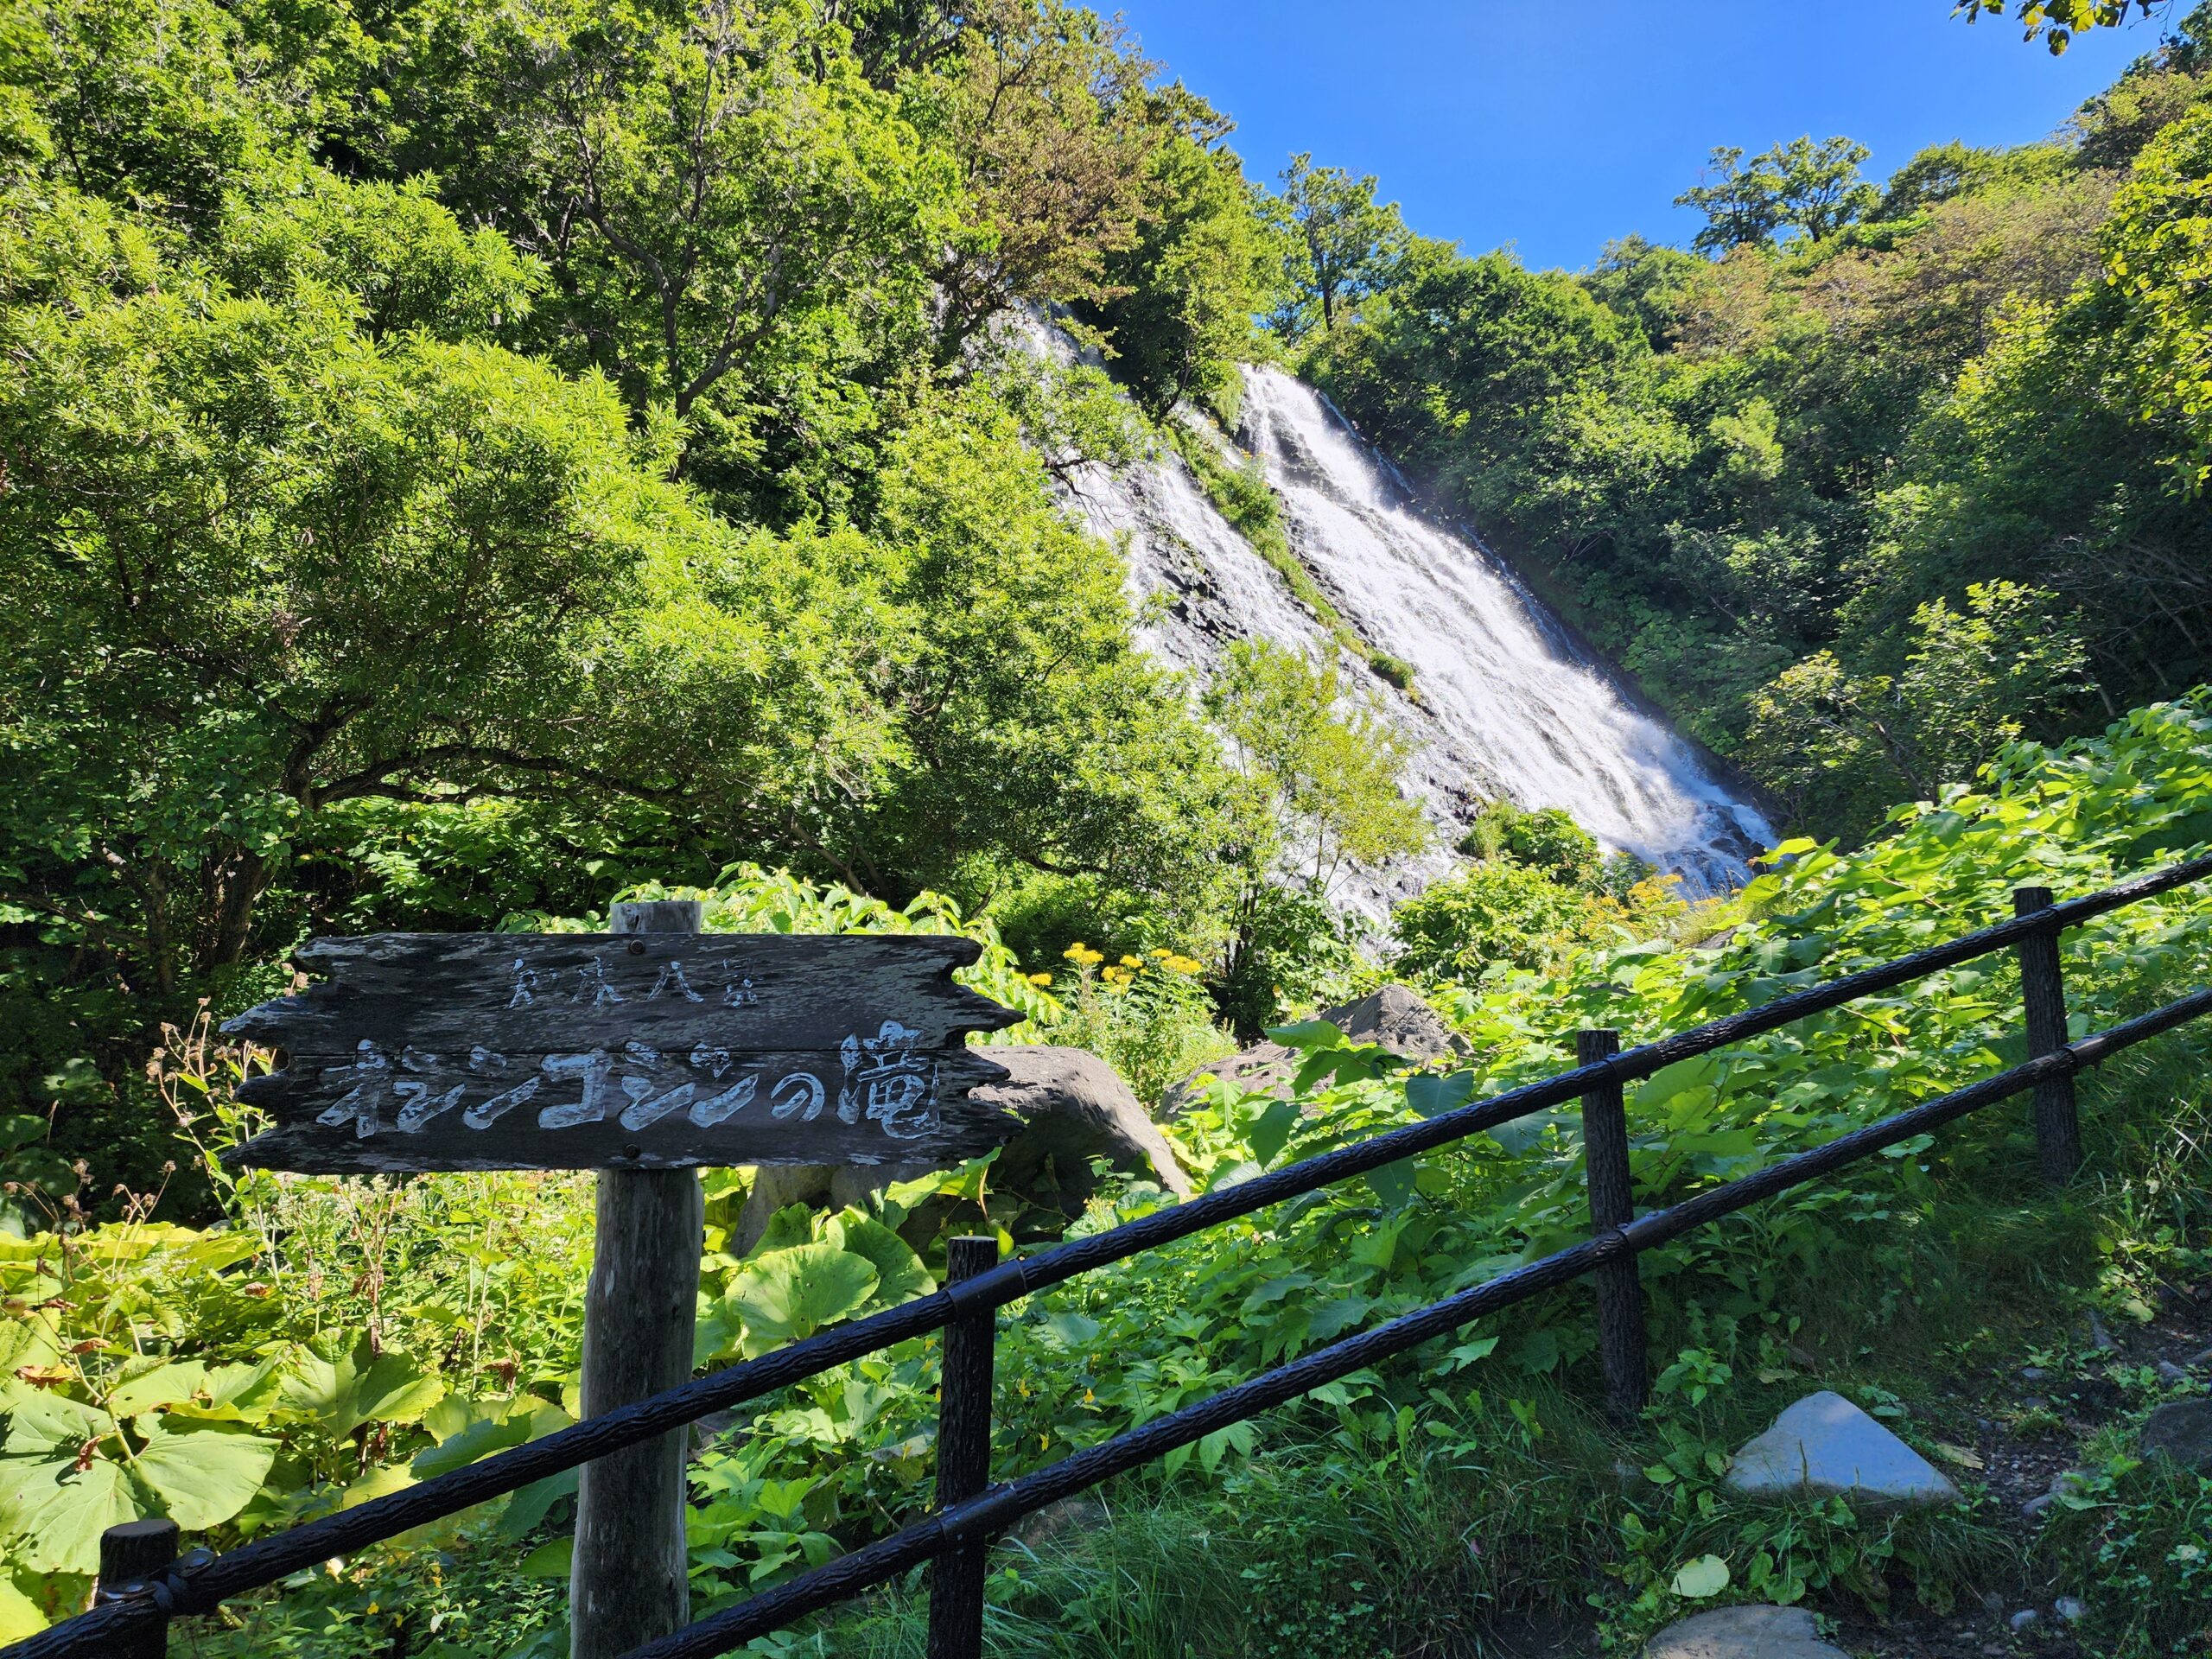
[{"xmin": 221, "ymin": 900, "xmax": 1020, "ymax": 1659}]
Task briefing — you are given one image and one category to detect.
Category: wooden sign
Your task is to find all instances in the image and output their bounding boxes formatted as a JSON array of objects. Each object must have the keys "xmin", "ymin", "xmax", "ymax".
[{"xmin": 220, "ymin": 931, "xmax": 1021, "ymax": 1173}]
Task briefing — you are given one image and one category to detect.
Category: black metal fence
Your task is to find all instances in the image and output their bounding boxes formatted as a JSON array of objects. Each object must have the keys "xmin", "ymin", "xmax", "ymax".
[{"xmin": 19, "ymin": 854, "xmax": 2212, "ymax": 1659}]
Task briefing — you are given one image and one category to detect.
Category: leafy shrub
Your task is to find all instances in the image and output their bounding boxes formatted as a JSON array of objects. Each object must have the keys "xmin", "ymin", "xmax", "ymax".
[
  {"xmin": 1455, "ymin": 800, "xmax": 1604, "ymax": 886},
  {"xmin": 1041, "ymin": 946, "xmax": 1233, "ymax": 1107},
  {"xmin": 1391, "ymin": 861, "xmax": 1604, "ymax": 978}
]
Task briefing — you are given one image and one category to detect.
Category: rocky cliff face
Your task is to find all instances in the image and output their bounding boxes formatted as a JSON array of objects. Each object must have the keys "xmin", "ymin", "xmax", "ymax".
[{"xmin": 1027, "ymin": 317, "xmax": 1771, "ymax": 917}]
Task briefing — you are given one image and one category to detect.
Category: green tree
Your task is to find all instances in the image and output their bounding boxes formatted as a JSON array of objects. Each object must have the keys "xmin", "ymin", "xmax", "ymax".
[
  {"xmin": 1198, "ymin": 640, "xmax": 1427, "ymax": 1032},
  {"xmin": 1092, "ymin": 124, "xmax": 1275, "ymax": 417},
  {"xmin": 1956, "ymin": 0, "xmax": 2166, "ymax": 54},
  {"xmin": 2099, "ymin": 105, "xmax": 2212, "ymax": 486},
  {"xmin": 1267, "ymin": 152, "xmax": 1410, "ymax": 335},
  {"xmin": 1743, "ymin": 583, "xmax": 2095, "ymax": 835},
  {"xmin": 0, "ymin": 182, "xmax": 874, "ymax": 1001},
  {"xmin": 1675, "ymin": 136, "xmax": 1878, "ymax": 252}
]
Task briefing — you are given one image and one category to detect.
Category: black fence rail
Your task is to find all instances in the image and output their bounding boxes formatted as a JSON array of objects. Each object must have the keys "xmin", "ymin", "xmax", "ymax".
[{"xmin": 17, "ymin": 854, "xmax": 2212, "ymax": 1659}]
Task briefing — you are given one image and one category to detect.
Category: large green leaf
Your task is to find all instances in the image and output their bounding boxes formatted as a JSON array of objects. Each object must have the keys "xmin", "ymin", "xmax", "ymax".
[
  {"xmin": 0, "ymin": 1394, "xmax": 138, "ymax": 1575},
  {"xmin": 824, "ymin": 1212, "xmax": 932, "ymax": 1312},
  {"xmin": 132, "ymin": 1415, "xmax": 276, "ymax": 1529},
  {"xmin": 107, "ymin": 1360, "xmax": 207, "ymax": 1417},
  {"xmin": 172, "ymin": 1356, "xmax": 289, "ymax": 1425},
  {"xmin": 281, "ymin": 1338, "xmax": 445, "ymax": 1435},
  {"xmin": 729, "ymin": 1243, "xmax": 878, "ymax": 1358},
  {"xmin": 0, "ymin": 1576, "xmax": 45, "ymax": 1641}
]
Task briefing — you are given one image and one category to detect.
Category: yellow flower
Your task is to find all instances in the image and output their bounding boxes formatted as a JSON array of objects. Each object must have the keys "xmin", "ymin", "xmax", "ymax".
[
  {"xmin": 1063, "ymin": 943, "xmax": 1103, "ymax": 966},
  {"xmin": 1027, "ymin": 972, "xmax": 1053, "ymax": 987},
  {"xmin": 1120, "ymin": 955, "xmax": 1143, "ymax": 969},
  {"xmin": 1165, "ymin": 954, "xmax": 1205, "ymax": 975}
]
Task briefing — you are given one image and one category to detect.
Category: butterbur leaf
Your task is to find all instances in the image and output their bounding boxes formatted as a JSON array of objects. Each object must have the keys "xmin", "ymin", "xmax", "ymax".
[
  {"xmin": 0, "ymin": 1452, "xmax": 137, "ymax": 1573},
  {"xmin": 730, "ymin": 1244, "xmax": 878, "ymax": 1358},
  {"xmin": 1671, "ymin": 1554, "xmax": 1730, "ymax": 1599},
  {"xmin": 0, "ymin": 1576, "xmax": 44, "ymax": 1642},
  {"xmin": 824, "ymin": 1211, "xmax": 932, "ymax": 1311},
  {"xmin": 500, "ymin": 1468, "xmax": 578, "ymax": 1538},
  {"xmin": 1632, "ymin": 1055, "xmax": 1719, "ymax": 1114},
  {"xmin": 1445, "ymin": 1335, "xmax": 1498, "ymax": 1370},
  {"xmin": 1306, "ymin": 1296, "xmax": 1371, "ymax": 1343},
  {"xmin": 1513, "ymin": 1329, "xmax": 1560, "ymax": 1374},
  {"xmin": 1265, "ymin": 1020, "xmax": 1346, "ymax": 1052},
  {"xmin": 133, "ymin": 1416, "xmax": 276, "ymax": 1529},
  {"xmin": 107, "ymin": 1360, "xmax": 207, "ymax": 1417},
  {"xmin": 1365, "ymin": 1156, "xmax": 1417, "ymax": 1211},
  {"xmin": 283, "ymin": 1338, "xmax": 443, "ymax": 1436},
  {"xmin": 339, "ymin": 1461, "xmax": 416, "ymax": 1510},
  {"xmin": 1039, "ymin": 1311, "xmax": 1101, "ymax": 1346},
  {"xmin": 747, "ymin": 1205, "xmax": 815, "ymax": 1259}
]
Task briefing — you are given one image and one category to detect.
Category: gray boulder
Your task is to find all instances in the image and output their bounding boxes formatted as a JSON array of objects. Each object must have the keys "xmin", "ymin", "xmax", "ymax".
[
  {"xmin": 1726, "ymin": 1391, "xmax": 1961, "ymax": 1509},
  {"xmin": 979, "ymin": 1045, "xmax": 1192, "ymax": 1205},
  {"xmin": 1644, "ymin": 1605, "xmax": 1847, "ymax": 1658},
  {"xmin": 2140, "ymin": 1398, "xmax": 2212, "ymax": 1473},
  {"xmin": 728, "ymin": 1046, "xmax": 1191, "ymax": 1250},
  {"xmin": 1163, "ymin": 983, "xmax": 1469, "ymax": 1114}
]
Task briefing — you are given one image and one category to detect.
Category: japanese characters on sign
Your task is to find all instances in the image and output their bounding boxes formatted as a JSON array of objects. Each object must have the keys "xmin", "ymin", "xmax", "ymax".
[{"xmin": 221, "ymin": 933, "xmax": 1020, "ymax": 1173}]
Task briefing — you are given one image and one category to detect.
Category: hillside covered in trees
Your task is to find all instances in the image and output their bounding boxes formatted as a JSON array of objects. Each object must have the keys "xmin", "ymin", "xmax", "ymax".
[{"xmin": 4, "ymin": 2, "xmax": 2212, "ymax": 1656}]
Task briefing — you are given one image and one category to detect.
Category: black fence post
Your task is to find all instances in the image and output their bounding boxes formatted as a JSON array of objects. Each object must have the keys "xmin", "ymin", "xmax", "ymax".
[
  {"xmin": 927, "ymin": 1236, "xmax": 998, "ymax": 1659},
  {"xmin": 97, "ymin": 1517, "xmax": 179, "ymax": 1659},
  {"xmin": 2013, "ymin": 887, "xmax": 2084, "ymax": 1185},
  {"xmin": 1579, "ymin": 1029, "xmax": 1648, "ymax": 1422}
]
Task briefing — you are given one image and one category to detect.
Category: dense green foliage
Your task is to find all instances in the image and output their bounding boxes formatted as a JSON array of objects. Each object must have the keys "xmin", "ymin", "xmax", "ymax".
[
  {"xmin": 0, "ymin": 0, "xmax": 1306, "ymax": 1197},
  {"xmin": 10, "ymin": 695, "xmax": 2212, "ymax": 1652},
  {"xmin": 8, "ymin": 3, "xmax": 2212, "ymax": 1654},
  {"xmin": 1302, "ymin": 6, "xmax": 2212, "ymax": 844}
]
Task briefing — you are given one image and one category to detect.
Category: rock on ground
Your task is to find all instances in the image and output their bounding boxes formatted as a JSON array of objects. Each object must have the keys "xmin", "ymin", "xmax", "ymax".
[
  {"xmin": 1726, "ymin": 1391, "xmax": 1961, "ymax": 1508},
  {"xmin": 730, "ymin": 1045, "xmax": 1194, "ymax": 1249},
  {"xmin": 1644, "ymin": 1605, "xmax": 1848, "ymax": 1658},
  {"xmin": 2139, "ymin": 1397, "xmax": 2212, "ymax": 1473},
  {"xmin": 1162, "ymin": 983, "xmax": 1469, "ymax": 1114},
  {"xmin": 976, "ymin": 1044, "xmax": 1193, "ymax": 1207}
]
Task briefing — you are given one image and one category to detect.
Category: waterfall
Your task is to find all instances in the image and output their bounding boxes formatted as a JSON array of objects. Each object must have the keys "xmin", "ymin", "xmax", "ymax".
[{"xmin": 1039, "ymin": 329, "xmax": 1773, "ymax": 915}]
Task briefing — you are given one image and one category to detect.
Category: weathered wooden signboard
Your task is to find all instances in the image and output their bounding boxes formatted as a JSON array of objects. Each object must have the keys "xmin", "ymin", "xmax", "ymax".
[{"xmin": 220, "ymin": 931, "xmax": 1021, "ymax": 1173}]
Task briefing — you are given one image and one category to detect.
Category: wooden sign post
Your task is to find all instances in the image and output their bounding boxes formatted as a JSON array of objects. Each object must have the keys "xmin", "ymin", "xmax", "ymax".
[{"xmin": 223, "ymin": 906, "xmax": 1020, "ymax": 1659}]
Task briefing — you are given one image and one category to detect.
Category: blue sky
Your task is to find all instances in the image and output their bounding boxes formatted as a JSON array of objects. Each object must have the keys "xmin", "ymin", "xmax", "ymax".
[{"xmin": 1118, "ymin": 0, "xmax": 2161, "ymax": 271}]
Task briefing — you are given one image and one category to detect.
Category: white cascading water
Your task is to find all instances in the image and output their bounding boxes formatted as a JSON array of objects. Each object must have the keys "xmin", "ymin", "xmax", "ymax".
[{"xmin": 1033, "ymin": 321, "xmax": 1773, "ymax": 914}]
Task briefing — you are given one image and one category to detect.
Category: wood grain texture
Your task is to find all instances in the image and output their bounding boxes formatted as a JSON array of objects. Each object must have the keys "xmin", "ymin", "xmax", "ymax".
[
  {"xmin": 222, "ymin": 931, "xmax": 1020, "ymax": 1173},
  {"xmin": 573, "ymin": 899, "xmax": 702, "ymax": 1659}
]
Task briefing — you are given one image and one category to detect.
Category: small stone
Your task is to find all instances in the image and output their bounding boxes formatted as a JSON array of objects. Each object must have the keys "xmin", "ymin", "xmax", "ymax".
[
  {"xmin": 2009, "ymin": 1609, "xmax": 2039, "ymax": 1631},
  {"xmin": 2054, "ymin": 1597, "xmax": 2087, "ymax": 1624},
  {"xmin": 2158, "ymin": 1359, "xmax": 2190, "ymax": 1386},
  {"xmin": 2021, "ymin": 1366, "xmax": 2047, "ymax": 1382},
  {"xmin": 2022, "ymin": 1493, "xmax": 2055, "ymax": 1519},
  {"xmin": 1726, "ymin": 1391, "xmax": 1961, "ymax": 1508},
  {"xmin": 2184, "ymin": 1344, "xmax": 2212, "ymax": 1370},
  {"xmin": 2022, "ymin": 1395, "xmax": 2050, "ymax": 1411},
  {"xmin": 2088, "ymin": 1312, "xmax": 2119, "ymax": 1352},
  {"xmin": 1006, "ymin": 1495, "xmax": 1109, "ymax": 1552},
  {"xmin": 1644, "ymin": 1605, "xmax": 1847, "ymax": 1657},
  {"xmin": 2141, "ymin": 1399, "xmax": 2212, "ymax": 1474}
]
